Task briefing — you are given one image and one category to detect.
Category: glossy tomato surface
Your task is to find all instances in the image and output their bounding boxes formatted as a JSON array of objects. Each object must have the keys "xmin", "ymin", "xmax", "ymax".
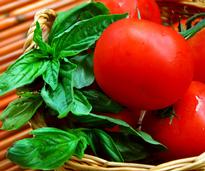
[
  {"xmin": 94, "ymin": 19, "xmax": 193, "ymax": 110},
  {"xmin": 95, "ymin": 0, "xmax": 161, "ymax": 23},
  {"xmin": 142, "ymin": 81, "xmax": 205, "ymax": 160}
]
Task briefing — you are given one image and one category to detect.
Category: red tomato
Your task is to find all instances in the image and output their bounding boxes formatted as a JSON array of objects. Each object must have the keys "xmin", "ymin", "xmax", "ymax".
[
  {"xmin": 188, "ymin": 28, "xmax": 205, "ymax": 83},
  {"xmin": 142, "ymin": 81, "xmax": 205, "ymax": 160},
  {"xmin": 94, "ymin": 19, "xmax": 193, "ymax": 110},
  {"xmin": 95, "ymin": 0, "xmax": 161, "ymax": 23}
]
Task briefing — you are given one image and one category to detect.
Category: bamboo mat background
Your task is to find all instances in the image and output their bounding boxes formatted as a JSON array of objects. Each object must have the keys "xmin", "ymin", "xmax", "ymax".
[{"xmin": 0, "ymin": 1, "xmax": 85, "ymax": 171}]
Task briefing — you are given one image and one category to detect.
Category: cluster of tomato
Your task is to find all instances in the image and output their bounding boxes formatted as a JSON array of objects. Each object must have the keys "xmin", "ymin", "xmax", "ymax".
[{"xmin": 93, "ymin": 0, "xmax": 205, "ymax": 160}]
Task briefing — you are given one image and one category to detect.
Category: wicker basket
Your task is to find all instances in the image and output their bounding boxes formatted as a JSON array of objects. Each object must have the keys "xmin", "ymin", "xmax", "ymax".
[{"xmin": 21, "ymin": 0, "xmax": 205, "ymax": 171}]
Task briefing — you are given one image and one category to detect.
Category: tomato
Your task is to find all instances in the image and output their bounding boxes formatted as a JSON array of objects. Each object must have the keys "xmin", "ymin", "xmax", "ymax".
[
  {"xmin": 95, "ymin": 0, "xmax": 161, "ymax": 23},
  {"xmin": 142, "ymin": 81, "xmax": 205, "ymax": 160},
  {"xmin": 94, "ymin": 19, "xmax": 193, "ymax": 110},
  {"xmin": 188, "ymin": 28, "xmax": 205, "ymax": 83}
]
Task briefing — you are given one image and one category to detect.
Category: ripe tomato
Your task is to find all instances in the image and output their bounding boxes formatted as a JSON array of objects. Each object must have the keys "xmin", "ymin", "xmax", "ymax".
[
  {"xmin": 94, "ymin": 19, "xmax": 193, "ymax": 110},
  {"xmin": 188, "ymin": 28, "xmax": 205, "ymax": 83},
  {"xmin": 142, "ymin": 81, "xmax": 205, "ymax": 160},
  {"xmin": 95, "ymin": 0, "xmax": 161, "ymax": 23}
]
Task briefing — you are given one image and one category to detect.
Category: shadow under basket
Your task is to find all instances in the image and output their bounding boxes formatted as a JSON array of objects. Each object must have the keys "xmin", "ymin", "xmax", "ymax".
[{"xmin": 20, "ymin": 0, "xmax": 205, "ymax": 171}]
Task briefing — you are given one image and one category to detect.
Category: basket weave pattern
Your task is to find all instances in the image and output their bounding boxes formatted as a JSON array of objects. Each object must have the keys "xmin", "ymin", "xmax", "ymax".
[{"xmin": 22, "ymin": 1, "xmax": 205, "ymax": 171}]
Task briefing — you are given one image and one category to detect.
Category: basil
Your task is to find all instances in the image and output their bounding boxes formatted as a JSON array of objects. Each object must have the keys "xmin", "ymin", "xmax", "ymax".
[
  {"xmin": 42, "ymin": 59, "xmax": 60, "ymax": 90},
  {"xmin": 71, "ymin": 53, "xmax": 94, "ymax": 89},
  {"xmin": 48, "ymin": 2, "xmax": 109, "ymax": 43},
  {"xmin": 0, "ymin": 49, "xmax": 49, "ymax": 96},
  {"xmin": 52, "ymin": 13, "xmax": 127, "ymax": 58},
  {"xmin": 82, "ymin": 90, "xmax": 123, "ymax": 113},
  {"xmin": 41, "ymin": 61, "xmax": 76, "ymax": 118},
  {"xmin": 7, "ymin": 127, "xmax": 88, "ymax": 170},
  {"xmin": 33, "ymin": 21, "xmax": 52, "ymax": 55},
  {"xmin": 85, "ymin": 129, "xmax": 124, "ymax": 162},
  {"xmin": 0, "ymin": 94, "xmax": 42, "ymax": 130},
  {"xmin": 41, "ymin": 61, "xmax": 92, "ymax": 118}
]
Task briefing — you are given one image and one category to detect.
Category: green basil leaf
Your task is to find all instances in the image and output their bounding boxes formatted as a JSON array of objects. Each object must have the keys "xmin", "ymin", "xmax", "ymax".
[
  {"xmin": 48, "ymin": 2, "xmax": 109, "ymax": 43},
  {"xmin": 74, "ymin": 137, "xmax": 88, "ymax": 159},
  {"xmin": 41, "ymin": 60, "xmax": 92, "ymax": 118},
  {"xmin": 85, "ymin": 129, "xmax": 123, "ymax": 162},
  {"xmin": 41, "ymin": 83, "xmax": 72, "ymax": 118},
  {"xmin": 82, "ymin": 90, "xmax": 123, "ymax": 113},
  {"xmin": 0, "ymin": 94, "xmax": 42, "ymax": 130},
  {"xmin": 71, "ymin": 112, "xmax": 165, "ymax": 148},
  {"xmin": 71, "ymin": 53, "xmax": 94, "ymax": 89},
  {"xmin": 71, "ymin": 90, "xmax": 92, "ymax": 114},
  {"xmin": 0, "ymin": 49, "xmax": 49, "ymax": 96},
  {"xmin": 7, "ymin": 127, "xmax": 88, "ymax": 170},
  {"xmin": 16, "ymin": 86, "xmax": 35, "ymax": 97},
  {"xmin": 34, "ymin": 22, "xmax": 52, "ymax": 54},
  {"xmin": 42, "ymin": 59, "xmax": 60, "ymax": 90},
  {"xmin": 41, "ymin": 61, "xmax": 76, "ymax": 118},
  {"xmin": 109, "ymin": 132, "xmax": 149, "ymax": 161},
  {"xmin": 68, "ymin": 129, "xmax": 89, "ymax": 159},
  {"xmin": 53, "ymin": 13, "xmax": 127, "ymax": 58}
]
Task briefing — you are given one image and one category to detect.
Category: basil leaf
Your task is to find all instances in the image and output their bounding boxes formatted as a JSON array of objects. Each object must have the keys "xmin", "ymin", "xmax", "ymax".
[
  {"xmin": 71, "ymin": 112, "xmax": 164, "ymax": 148},
  {"xmin": 53, "ymin": 13, "xmax": 127, "ymax": 58},
  {"xmin": 7, "ymin": 127, "xmax": 88, "ymax": 170},
  {"xmin": 109, "ymin": 132, "xmax": 149, "ymax": 161},
  {"xmin": 41, "ymin": 83, "xmax": 71, "ymax": 118},
  {"xmin": 42, "ymin": 59, "xmax": 60, "ymax": 90},
  {"xmin": 41, "ymin": 60, "xmax": 92, "ymax": 118},
  {"xmin": 0, "ymin": 49, "xmax": 49, "ymax": 96},
  {"xmin": 41, "ymin": 61, "xmax": 76, "ymax": 118},
  {"xmin": 71, "ymin": 53, "xmax": 94, "ymax": 89},
  {"xmin": 68, "ymin": 129, "xmax": 89, "ymax": 159},
  {"xmin": 85, "ymin": 129, "xmax": 123, "ymax": 162},
  {"xmin": 82, "ymin": 90, "xmax": 123, "ymax": 113},
  {"xmin": 0, "ymin": 94, "xmax": 42, "ymax": 130},
  {"xmin": 71, "ymin": 90, "xmax": 92, "ymax": 115},
  {"xmin": 34, "ymin": 22, "xmax": 52, "ymax": 54},
  {"xmin": 48, "ymin": 2, "xmax": 109, "ymax": 43}
]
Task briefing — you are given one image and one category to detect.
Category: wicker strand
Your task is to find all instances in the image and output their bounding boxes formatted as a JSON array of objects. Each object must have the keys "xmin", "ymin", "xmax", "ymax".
[{"xmin": 23, "ymin": 2, "xmax": 205, "ymax": 171}]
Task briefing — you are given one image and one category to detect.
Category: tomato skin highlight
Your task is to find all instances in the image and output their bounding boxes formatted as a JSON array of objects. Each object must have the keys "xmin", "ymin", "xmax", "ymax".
[
  {"xmin": 142, "ymin": 81, "xmax": 205, "ymax": 160},
  {"xmin": 94, "ymin": 19, "xmax": 193, "ymax": 110},
  {"xmin": 95, "ymin": 0, "xmax": 161, "ymax": 23}
]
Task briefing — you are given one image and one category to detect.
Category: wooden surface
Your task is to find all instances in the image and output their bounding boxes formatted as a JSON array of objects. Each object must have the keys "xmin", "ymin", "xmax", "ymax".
[{"xmin": 0, "ymin": 1, "xmax": 85, "ymax": 171}]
